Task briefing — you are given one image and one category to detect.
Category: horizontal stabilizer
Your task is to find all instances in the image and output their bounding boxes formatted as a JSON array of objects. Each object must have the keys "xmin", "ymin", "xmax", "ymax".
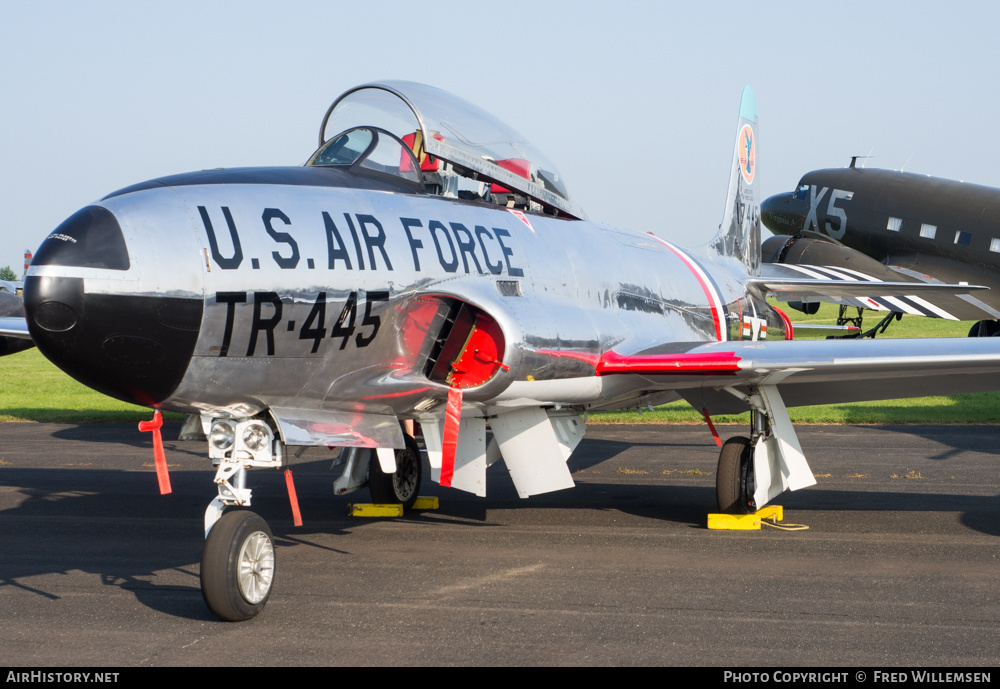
[{"xmin": 789, "ymin": 323, "xmax": 857, "ymax": 331}]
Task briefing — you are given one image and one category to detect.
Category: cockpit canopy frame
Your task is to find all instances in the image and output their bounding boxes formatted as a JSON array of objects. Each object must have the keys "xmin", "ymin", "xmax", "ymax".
[{"xmin": 312, "ymin": 80, "xmax": 585, "ymax": 220}]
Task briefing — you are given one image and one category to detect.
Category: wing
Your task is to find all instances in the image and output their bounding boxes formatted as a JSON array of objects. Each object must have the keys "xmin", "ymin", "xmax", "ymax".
[
  {"xmin": 0, "ymin": 290, "xmax": 33, "ymax": 356},
  {"xmin": 0, "ymin": 317, "xmax": 30, "ymax": 339},
  {"xmin": 597, "ymin": 337, "xmax": 1000, "ymax": 413},
  {"xmin": 597, "ymin": 337, "xmax": 1000, "ymax": 507}
]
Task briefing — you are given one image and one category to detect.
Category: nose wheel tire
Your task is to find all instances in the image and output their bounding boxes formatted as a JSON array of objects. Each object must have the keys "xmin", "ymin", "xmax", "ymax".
[
  {"xmin": 716, "ymin": 436, "xmax": 756, "ymax": 514},
  {"xmin": 201, "ymin": 510, "xmax": 275, "ymax": 621},
  {"xmin": 369, "ymin": 435, "xmax": 422, "ymax": 510}
]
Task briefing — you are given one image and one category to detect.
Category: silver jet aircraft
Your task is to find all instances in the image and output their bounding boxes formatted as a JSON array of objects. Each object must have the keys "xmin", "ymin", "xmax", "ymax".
[{"xmin": 5, "ymin": 81, "xmax": 1000, "ymax": 621}]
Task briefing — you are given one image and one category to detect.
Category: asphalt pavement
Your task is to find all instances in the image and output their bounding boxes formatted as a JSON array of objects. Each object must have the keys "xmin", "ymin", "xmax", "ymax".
[{"xmin": 0, "ymin": 422, "xmax": 997, "ymax": 666}]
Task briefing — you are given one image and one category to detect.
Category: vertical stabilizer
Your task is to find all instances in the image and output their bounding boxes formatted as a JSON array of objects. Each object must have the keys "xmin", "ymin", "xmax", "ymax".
[{"xmin": 708, "ymin": 86, "xmax": 761, "ymax": 276}]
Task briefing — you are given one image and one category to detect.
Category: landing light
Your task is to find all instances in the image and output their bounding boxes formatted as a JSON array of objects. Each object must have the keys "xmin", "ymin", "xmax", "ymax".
[
  {"xmin": 210, "ymin": 421, "xmax": 236, "ymax": 451},
  {"xmin": 242, "ymin": 422, "xmax": 272, "ymax": 452}
]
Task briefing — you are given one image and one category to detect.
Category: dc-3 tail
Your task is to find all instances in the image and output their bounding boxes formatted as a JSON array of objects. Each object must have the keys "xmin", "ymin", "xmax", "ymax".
[{"xmin": 704, "ymin": 85, "xmax": 761, "ymax": 277}]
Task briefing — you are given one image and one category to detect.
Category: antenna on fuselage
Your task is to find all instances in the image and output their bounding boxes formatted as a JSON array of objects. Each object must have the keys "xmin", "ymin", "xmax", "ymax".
[{"xmin": 849, "ymin": 153, "xmax": 874, "ymax": 169}]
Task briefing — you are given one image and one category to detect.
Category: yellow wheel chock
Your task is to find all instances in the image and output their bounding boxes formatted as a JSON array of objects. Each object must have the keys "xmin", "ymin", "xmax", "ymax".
[
  {"xmin": 349, "ymin": 496, "xmax": 439, "ymax": 518},
  {"xmin": 708, "ymin": 505, "xmax": 783, "ymax": 530}
]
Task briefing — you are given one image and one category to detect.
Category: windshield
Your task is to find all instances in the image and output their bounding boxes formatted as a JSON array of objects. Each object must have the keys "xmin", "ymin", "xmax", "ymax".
[
  {"xmin": 312, "ymin": 81, "xmax": 584, "ymax": 219},
  {"xmin": 307, "ymin": 127, "xmax": 423, "ymax": 186}
]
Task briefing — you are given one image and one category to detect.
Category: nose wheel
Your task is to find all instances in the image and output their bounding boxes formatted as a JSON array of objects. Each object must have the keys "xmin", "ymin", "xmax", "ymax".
[
  {"xmin": 201, "ymin": 509, "xmax": 275, "ymax": 621},
  {"xmin": 716, "ymin": 436, "xmax": 756, "ymax": 514}
]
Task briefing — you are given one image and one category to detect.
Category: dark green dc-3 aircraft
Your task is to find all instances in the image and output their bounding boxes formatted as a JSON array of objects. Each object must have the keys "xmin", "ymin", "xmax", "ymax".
[{"xmin": 761, "ymin": 160, "xmax": 1000, "ymax": 336}]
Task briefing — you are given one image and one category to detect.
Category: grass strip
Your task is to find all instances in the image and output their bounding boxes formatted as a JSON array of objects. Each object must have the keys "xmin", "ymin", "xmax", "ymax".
[{"xmin": 1, "ymin": 302, "xmax": 996, "ymax": 424}]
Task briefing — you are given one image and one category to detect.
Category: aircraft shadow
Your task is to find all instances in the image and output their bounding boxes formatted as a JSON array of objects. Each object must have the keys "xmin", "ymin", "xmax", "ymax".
[{"xmin": 3, "ymin": 424, "xmax": 997, "ymax": 619}]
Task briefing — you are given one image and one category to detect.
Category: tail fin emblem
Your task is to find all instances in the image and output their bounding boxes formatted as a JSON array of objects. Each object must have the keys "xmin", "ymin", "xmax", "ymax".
[{"xmin": 739, "ymin": 124, "xmax": 755, "ymax": 185}]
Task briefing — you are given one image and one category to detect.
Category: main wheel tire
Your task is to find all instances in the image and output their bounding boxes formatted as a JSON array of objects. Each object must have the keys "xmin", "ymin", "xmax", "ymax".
[
  {"xmin": 716, "ymin": 436, "xmax": 756, "ymax": 514},
  {"xmin": 201, "ymin": 510, "xmax": 275, "ymax": 621},
  {"xmin": 369, "ymin": 434, "xmax": 422, "ymax": 510},
  {"xmin": 969, "ymin": 320, "xmax": 1000, "ymax": 337}
]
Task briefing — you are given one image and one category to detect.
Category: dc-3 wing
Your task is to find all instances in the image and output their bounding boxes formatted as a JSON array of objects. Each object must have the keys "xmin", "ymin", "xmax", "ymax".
[
  {"xmin": 759, "ymin": 230, "xmax": 1000, "ymax": 321},
  {"xmin": 752, "ymin": 267, "xmax": 994, "ymax": 321}
]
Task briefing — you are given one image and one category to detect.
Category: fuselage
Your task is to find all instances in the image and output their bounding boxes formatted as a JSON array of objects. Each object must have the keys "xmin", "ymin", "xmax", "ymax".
[
  {"xmin": 761, "ymin": 167, "xmax": 1000, "ymax": 300},
  {"xmin": 24, "ymin": 165, "xmax": 784, "ymax": 420}
]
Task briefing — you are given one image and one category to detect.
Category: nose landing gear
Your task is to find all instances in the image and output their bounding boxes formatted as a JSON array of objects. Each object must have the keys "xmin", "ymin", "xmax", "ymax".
[{"xmin": 201, "ymin": 510, "xmax": 276, "ymax": 621}]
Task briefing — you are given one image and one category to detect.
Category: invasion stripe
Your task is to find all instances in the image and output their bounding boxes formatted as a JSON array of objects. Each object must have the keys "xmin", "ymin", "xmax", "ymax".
[
  {"xmin": 783, "ymin": 264, "xmax": 832, "ymax": 280},
  {"xmin": 899, "ymin": 294, "xmax": 956, "ymax": 320},
  {"xmin": 876, "ymin": 295, "xmax": 922, "ymax": 315},
  {"xmin": 822, "ymin": 265, "xmax": 880, "ymax": 282}
]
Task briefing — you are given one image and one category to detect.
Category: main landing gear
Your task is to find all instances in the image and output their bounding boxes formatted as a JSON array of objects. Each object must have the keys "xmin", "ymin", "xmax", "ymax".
[
  {"xmin": 968, "ymin": 319, "xmax": 1000, "ymax": 337},
  {"xmin": 199, "ymin": 416, "xmax": 423, "ymax": 621},
  {"xmin": 830, "ymin": 305, "xmax": 901, "ymax": 339},
  {"xmin": 713, "ymin": 386, "xmax": 816, "ymax": 514},
  {"xmin": 716, "ymin": 436, "xmax": 755, "ymax": 514},
  {"xmin": 368, "ymin": 434, "xmax": 422, "ymax": 510},
  {"xmin": 716, "ymin": 405, "xmax": 771, "ymax": 514}
]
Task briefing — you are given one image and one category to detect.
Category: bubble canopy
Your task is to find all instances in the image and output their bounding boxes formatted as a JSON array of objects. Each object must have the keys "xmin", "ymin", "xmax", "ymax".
[{"xmin": 313, "ymin": 80, "xmax": 585, "ymax": 220}]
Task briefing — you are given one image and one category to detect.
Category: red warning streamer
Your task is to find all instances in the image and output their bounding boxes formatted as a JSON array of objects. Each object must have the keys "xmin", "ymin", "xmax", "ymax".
[
  {"xmin": 138, "ymin": 411, "xmax": 172, "ymax": 495},
  {"xmin": 701, "ymin": 408, "xmax": 721, "ymax": 447},
  {"xmin": 440, "ymin": 387, "xmax": 463, "ymax": 487},
  {"xmin": 284, "ymin": 469, "xmax": 303, "ymax": 527}
]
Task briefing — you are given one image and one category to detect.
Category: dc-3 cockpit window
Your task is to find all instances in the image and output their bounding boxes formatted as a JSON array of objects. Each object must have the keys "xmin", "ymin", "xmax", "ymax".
[
  {"xmin": 794, "ymin": 183, "xmax": 809, "ymax": 201},
  {"xmin": 307, "ymin": 80, "xmax": 585, "ymax": 220}
]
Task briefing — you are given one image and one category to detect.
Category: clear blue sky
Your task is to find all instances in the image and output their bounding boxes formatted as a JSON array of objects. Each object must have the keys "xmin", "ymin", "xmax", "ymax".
[{"xmin": 2, "ymin": 1, "xmax": 999, "ymax": 276}]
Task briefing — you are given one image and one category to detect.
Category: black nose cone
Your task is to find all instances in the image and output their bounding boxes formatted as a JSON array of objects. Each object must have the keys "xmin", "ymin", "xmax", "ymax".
[{"xmin": 24, "ymin": 207, "xmax": 203, "ymax": 407}]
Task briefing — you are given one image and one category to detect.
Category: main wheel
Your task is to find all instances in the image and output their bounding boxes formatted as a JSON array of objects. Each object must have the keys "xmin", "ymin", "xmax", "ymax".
[
  {"xmin": 369, "ymin": 434, "xmax": 422, "ymax": 510},
  {"xmin": 969, "ymin": 320, "xmax": 1000, "ymax": 337},
  {"xmin": 716, "ymin": 436, "xmax": 756, "ymax": 514},
  {"xmin": 201, "ymin": 510, "xmax": 275, "ymax": 621}
]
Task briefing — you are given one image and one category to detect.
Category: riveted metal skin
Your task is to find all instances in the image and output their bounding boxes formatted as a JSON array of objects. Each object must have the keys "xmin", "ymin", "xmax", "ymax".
[
  {"xmin": 21, "ymin": 83, "xmax": 783, "ymax": 421},
  {"xmin": 25, "ymin": 173, "xmax": 779, "ymax": 418}
]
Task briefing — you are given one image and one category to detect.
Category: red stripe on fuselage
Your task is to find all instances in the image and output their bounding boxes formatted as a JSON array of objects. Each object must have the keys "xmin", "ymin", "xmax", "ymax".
[{"xmin": 647, "ymin": 233, "xmax": 724, "ymax": 341}]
